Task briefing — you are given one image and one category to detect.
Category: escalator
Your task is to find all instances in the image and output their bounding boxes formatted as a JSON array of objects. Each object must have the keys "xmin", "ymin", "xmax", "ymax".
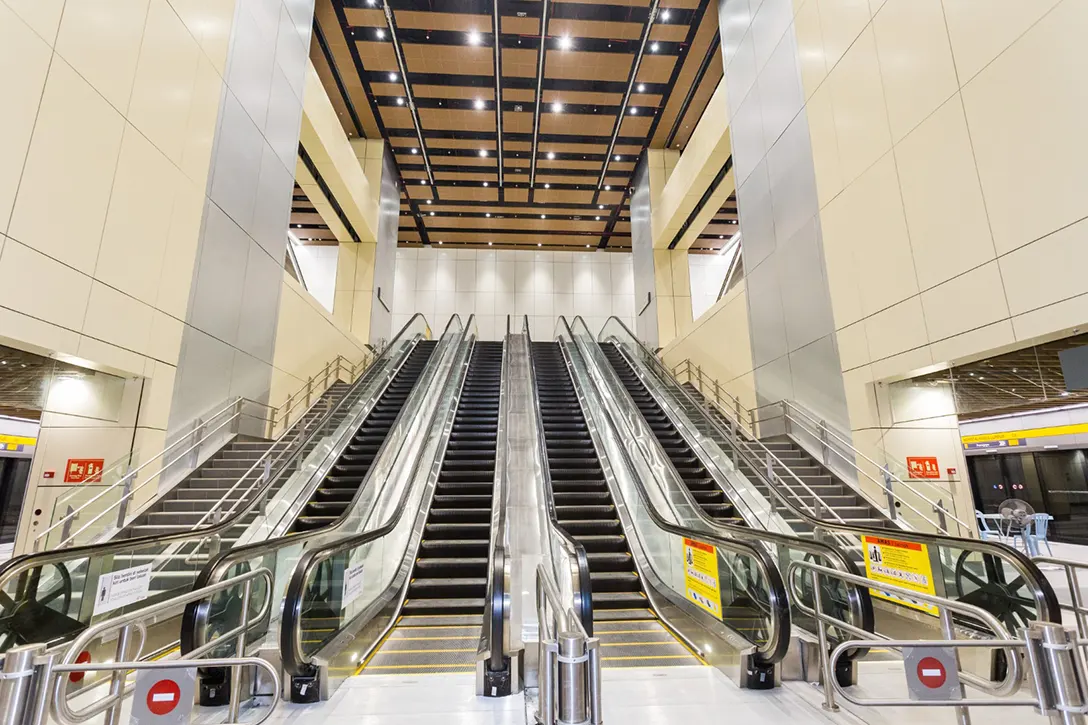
[
  {"xmin": 531, "ymin": 342, "xmax": 701, "ymax": 668},
  {"xmin": 601, "ymin": 343, "xmax": 745, "ymax": 528},
  {"xmin": 359, "ymin": 341, "xmax": 503, "ymax": 675},
  {"xmin": 290, "ymin": 341, "xmax": 436, "ymax": 533}
]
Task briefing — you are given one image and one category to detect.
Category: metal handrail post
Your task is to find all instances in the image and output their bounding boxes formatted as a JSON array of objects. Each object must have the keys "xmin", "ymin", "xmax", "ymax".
[
  {"xmin": 226, "ymin": 576, "xmax": 254, "ymax": 723},
  {"xmin": 114, "ymin": 464, "xmax": 132, "ymax": 530},
  {"xmin": 0, "ymin": 643, "xmax": 40, "ymax": 725},
  {"xmin": 939, "ymin": 605, "xmax": 971, "ymax": 725},
  {"xmin": 811, "ymin": 569, "xmax": 838, "ymax": 712},
  {"xmin": 102, "ymin": 624, "xmax": 136, "ymax": 725},
  {"xmin": 882, "ymin": 467, "xmax": 897, "ymax": 522}
]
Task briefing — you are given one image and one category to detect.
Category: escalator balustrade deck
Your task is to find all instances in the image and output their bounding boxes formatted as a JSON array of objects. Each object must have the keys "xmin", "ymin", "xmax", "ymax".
[
  {"xmin": 360, "ymin": 341, "xmax": 504, "ymax": 675},
  {"xmin": 289, "ymin": 340, "xmax": 437, "ymax": 533},
  {"xmin": 532, "ymin": 342, "xmax": 700, "ymax": 668}
]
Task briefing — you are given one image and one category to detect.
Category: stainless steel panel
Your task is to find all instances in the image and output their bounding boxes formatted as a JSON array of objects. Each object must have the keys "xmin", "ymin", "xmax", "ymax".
[
  {"xmin": 208, "ymin": 91, "xmax": 263, "ymax": 233},
  {"xmin": 371, "ymin": 146, "xmax": 400, "ymax": 345},
  {"xmin": 264, "ymin": 66, "xmax": 305, "ymax": 172},
  {"xmin": 629, "ymin": 160, "xmax": 656, "ymax": 348},
  {"xmin": 717, "ymin": 0, "xmax": 750, "ymax": 70},
  {"xmin": 736, "ymin": 159, "xmax": 775, "ymax": 272},
  {"xmin": 788, "ymin": 335, "xmax": 851, "ymax": 434},
  {"xmin": 251, "ymin": 141, "xmax": 295, "ymax": 261},
  {"xmin": 167, "ymin": 328, "xmax": 236, "ymax": 432},
  {"xmin": 189, "ymin": 202, "xmax": 250, "ymax": 345},
  {"xmin": 728, "ymin": 82, "xmax": 766, "ymax": 187},
  {"xmin": 236, "ymin": 242, "xmax": 284, "ymax": 363},
  {"xmin": 766, "ymin": 109, "xmax": 818, "ymax": 250},
  {"xmin": 226, "ymin": 4, "xmax": 276, "ymax": 133},
  {"xmin": 745, "ymin": 243, "xmax": 788, "ymax": 367},
  {"xmin": 757, "ymin": 28, "xmax": 803, "ymax": 151},
  {"xmin": 274, "ymin": 3, "xmax": 310, "ymax": 101},
  {"xmin": 778, "ymin": 217, "xmax": 834, "ymax": 352}
]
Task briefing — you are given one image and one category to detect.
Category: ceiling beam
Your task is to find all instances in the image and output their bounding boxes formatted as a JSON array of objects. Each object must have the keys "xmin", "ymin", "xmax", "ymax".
[
  {"xmin": 528, "ymin": 0, "xmax": 552, "ymax": 193},
  {"xmin": 491, "ymin": 0, "xmax": 505, "ymax": 190}
]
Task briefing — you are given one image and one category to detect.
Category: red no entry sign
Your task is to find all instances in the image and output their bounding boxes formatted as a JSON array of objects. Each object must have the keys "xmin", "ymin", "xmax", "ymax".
[
  {"xmin": 146, "ymin": 679, "xmax": 182, "ymax": 716},
  {"xmin": 69, "ymin": 651, "xmax": 91, "ymax": 684},
  {"xmin": 916, "ymin": 656, "xmax": 947, "ymax": 689}
]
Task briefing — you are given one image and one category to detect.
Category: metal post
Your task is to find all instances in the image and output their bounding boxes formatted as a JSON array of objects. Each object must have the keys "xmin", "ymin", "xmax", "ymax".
[
  {"xmin": 882, "ymin": 467, "xmax": 898, "ymax": 522},
  {"xmin": 540, "ymin": 640, "xmax": 557, "ymax": 725},
  {"xmin": 1033, "ymin": 622, "xmax": 1087, "ymax": 725},
  {"xmin": 232, "ymin": 397, "xmax": 244, "ymax": 435},
  {"xmin": 938, "ymin": 606, "xmax": 970, "ymax": 725},
  {"xmin": 0, "ymin": 643, "xmax": 41, "ymax": 725},
  {"xmin": 749, "ymin": 409, "xmax": 756, "ymax": 436},
  {"xmin": 59, "ymin": 504, "xmax": 77, "ymax": 545},
  {"xmin": 23, "ymin": 650, "xmax": 56, "ymax": 725},
  {"xmin": 819, "ymin": 419, "xmax": 829, "ymax": 466},
  {"xmin": 934, "ymin": 499, "xmax": 949, "ymax": 535},
  {"xmin": 306, "ymin": 376, "xmax": 313, "ymax": 407},
  {"xmin": 730, "ymin": 417, "xmax": 739, "ymax": 467},
  {"xmin": 811, "ymin": 569, "xmax": 838, "ymax": 712},
  {"xmin": 258, "ymin": 458, "xmax": 272, "ymax": 516},
  {"xmin": 557, "ymin": 633, "xmax": 588, "ymax": 725},
  {"xmin": 587, "ymin": 639, "xmax": 602, "ymax": 725},
  {"xmin": 190, "ymin": 419, "xmax": 205, "ymax": 470},
  {"xmin": 103, "ymin": 625, "xmax": 135, "ymax": 725},
  {"xmin": 227, "ymin": 578, "xmax": 254, "ymax": 722},
  {"xmin": 1066, "ymin": 567, "xmax": 1088, "ymax": 639}
]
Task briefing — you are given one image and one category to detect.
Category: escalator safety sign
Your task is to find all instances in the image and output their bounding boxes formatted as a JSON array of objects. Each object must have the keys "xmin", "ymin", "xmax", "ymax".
[
  {"xmin": 683, "ymin": 538, "xmax": 722, "ymax": 620},
  {"xmin": 92, "ymin": 563, "xmax": 152, "ymax": 615},
  {"xmin": 861, "ymin": 536, "xmax": 938, "ymax": 616},
  {"xmin": 342, "ymin": 562, "xmax": 366, "ymax": 606}
]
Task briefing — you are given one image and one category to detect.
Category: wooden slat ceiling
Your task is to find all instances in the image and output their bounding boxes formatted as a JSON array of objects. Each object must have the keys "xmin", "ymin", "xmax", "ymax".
[
  {"xmin": 689, "ymin": 191, "xmax": 738, "ymax": 254},
  {"xmin": 290, "ymin": 184, "xmax": 339, "ymax": 245},
  {"xmin": 312, "ymin": 0, "xmax": 721, "ymax": 252}
]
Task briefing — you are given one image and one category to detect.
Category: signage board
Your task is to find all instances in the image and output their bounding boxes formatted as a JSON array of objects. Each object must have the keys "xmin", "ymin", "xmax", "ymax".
[
  {"xmin": 130, "ymin": 668, "xmax": 196, "ymax": 725},
  {"xmin": 861, "ymin": 535, "xmax": 938, "ymax": 616},
  {"xmin": 64, "ymin": 458, "xmax": 104, "ymax": 483},
  {"xmin": 93, "ymin": 564, "xmax": 152, "ymax": 615},
  {"xmin": 682, "ymin": 538, "xmax": 722, "ymax": 619},
  {"xmin": 903, "ymin": 646, "xmax": 962, "ymax": 701},
  {"xmin": 906, "ymin": 456, "xmax": 940, "ymax": 479}
]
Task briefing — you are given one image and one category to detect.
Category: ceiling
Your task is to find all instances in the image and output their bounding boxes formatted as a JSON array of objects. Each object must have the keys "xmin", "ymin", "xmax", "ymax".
[
  {"xmin": 0, "ymin": 345, "xmax": 96, "ymax": 421},
  {"xmin": 289, "ymin": 183, "xmax": 338, "ymax": 245},
  {"xmin": 310, "ymin": 0, "xmax": 723, "ymax": 252},
  {"xmin": 688, "ymin": 190, "xmax": 737, "ymax": 253}
]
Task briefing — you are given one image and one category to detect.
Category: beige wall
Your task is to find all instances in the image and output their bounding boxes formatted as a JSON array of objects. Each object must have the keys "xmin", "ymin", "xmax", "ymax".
[
  {"xmin": 0, "ymin": 0, "xmax": 237, "ymax": 548},
  {"xmin": 792, "ymin": 0, "xmax": 1088, "ymax": 516},
  {"xmin": 661, "ymin": 281, "xmax": 758, "ymax": 414},
  {"xmin": 268, "ymin": 273, "xmax": 370, "ymax": 411}
]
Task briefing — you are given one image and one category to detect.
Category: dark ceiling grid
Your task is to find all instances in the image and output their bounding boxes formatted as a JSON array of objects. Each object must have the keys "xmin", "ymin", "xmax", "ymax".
[
  {"xmin": 491, "ymin": 0, "xmax": 505, "ymax": 195},
  {"xmin": 314, "ymin": 20, "xmax": 366, "ymax": 138},
  {"xmin": 661, "ymin": 32, "xmax": 719, "ymax": 149},
  {"xmin": 527, "ymin": 0, "xmax": 552, "ymax": 198},
  {"xmin": 381, "ymin": 2, "xmax": 437, "ymax": 188}
]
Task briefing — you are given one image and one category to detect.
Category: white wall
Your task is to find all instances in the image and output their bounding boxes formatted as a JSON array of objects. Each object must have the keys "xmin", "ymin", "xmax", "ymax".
[
  {"xmin": 291, "ymin": 241, "xmax": 337, "ymax": 313},
  {"xmin": 392, "ymin": 248, "xmax": 636, "ymax": 341},
  {"xmin": 688, "ymin": 253, "xmax": 732, "ymax": 321}
]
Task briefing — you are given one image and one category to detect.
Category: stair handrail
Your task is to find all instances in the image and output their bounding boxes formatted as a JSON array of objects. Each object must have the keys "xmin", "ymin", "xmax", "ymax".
[
  {"xmin": 668, "ymin": 356, "xmax": 972, "ymax": 537},
  {"xmin": 35, "ymin": 353, "xmax": 373, "ymax": 552},
  {"xmin": 0, "ymin": 315, "xmax": 432, "ymax": 624}
]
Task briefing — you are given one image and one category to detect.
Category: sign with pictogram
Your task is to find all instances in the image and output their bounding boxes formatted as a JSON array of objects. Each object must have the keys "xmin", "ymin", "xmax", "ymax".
[
  {"xmin": 130, "ymin": 668, "xmax": 196, "ymax": 725},
  {"xmin": 682, "ymin": 538, "xmax": 722, "ymax": 619},
  {"xmin": 903, "ymin": 647, "xmax": 961, "ymax": 701},
  {"xmin": 92, "ymin": 563, "xmax": 152, "ymax": 615},
  {"xmin": 69, "ymin": 650, "xmax": 91, "ymax": 683},
  {"xmin": 906, "ymin": 456, "xmax": 940, "ymax": 479},
  {"xmin": 861, "ymin": 535, "xmax": 938, "ymax": 616},
  {"xmin": 64, "ymin": 458, "xmax": 104, "ymax": 483}
]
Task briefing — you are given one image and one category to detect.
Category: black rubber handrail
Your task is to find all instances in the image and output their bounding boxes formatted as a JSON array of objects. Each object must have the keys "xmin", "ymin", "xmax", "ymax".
[
  {"xmin": 559, "ymin": 317, "xmax": 792, "ymax": 665},
  {"xmin": 523, "ymin": 316, "xmax": 595, "ymax": 637},
  {"xmin": 277, "ymin": 319, "xmax": 476, "ymax": 676},
  {"xmin": 598, "ymin": 315, "xmax": 1062, "ymax": 625},
  {"xmin": 0, "ymin": 314, "xmax": 431, "ymax": 609},
  {"xmin": 480, "ymin": 333, "xmax": 511, "ymax": 673},
  {"xmin": 180, "ymin": 315, "xmax": 465, "ymax": 655}
]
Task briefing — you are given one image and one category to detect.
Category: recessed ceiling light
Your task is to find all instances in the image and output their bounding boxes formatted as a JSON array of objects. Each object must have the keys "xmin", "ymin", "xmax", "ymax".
[
  {"xmin": 376, "ymin": 28, "xmax": 385, "ymax": 39},
  {"xmin": 630, "ymin": 107, "xmax": 638, "ymax": 114},
  {"xmin": 551, "ymin": 101, "xmax": 563, "ymax": 113},
  {"xmin": 468, "ymin": 30, "xmax": 482, "ymax": 45},
  {"xmin": 486, "ymin": 213, "xmax": 491, "ymax": 217},
  {"xmin": 719, "ymin": 235, "xmax": 724, "ymax": 239},
  {"xmin": 396, "ymin": 97, "xmax": 404, "ymax": 105},
  {"xmin": 426, "ymin": 199, "xmax": 432, "ymax": 204},
  {"xmin": 366, "ymin": 0, "xmax": 375, "ymax": 5},
  {"xmin": 483, "ymin": 181, "xmax": 489, "ymax": 187},
  {"xmin": 488, "ymin": 241, "xmax": 493, "ymax": 246},
  {"xmin": 558, "ymin": 35, "xmax": 573, "ymax": 50},
  {"xmin": 541, "ymin": 214, "xmax": 546, "ymax": 219},
  {"xmin": 411, "ymin": 147, "xmax": 418, "ymax": 154},
  {"xmin": 429, "ymin": 211, "xmax": 435, "ymax": 216},
  {"xmin": 474, "ymin": 98, "xmax": 485, "ymax": 110},
  {"xmin": 420, "ymin": 179, "xmax": 427, "ymax": 184},
  {"xmin": 605, "ymin": 185, "xmax": 611, "ymax": 191},
  {"xmin": 661, "ymin": 9, "xmax": 671, "ymax": 20},
  {"xmin": 650, "ymin": 42, "xmax": 659, "ymax": 52},
  {"xmin": 637, "ymin": 84, "xmax": 646, "ymax": 93},
  {"xmin": 547, "ymin": 151, "xmax": 556, "ymax": 160},
  {"xmin": 438, "ymin": 240, "xmax": 443, "ymax": 244},
  {"xmin": 595, "ymin": 216, "xmax": 600, "ymax": 220},
  {"xmin": 599, "ymin": 204, "xmax": 604, "ymax": 209},
  {"xmin": 544, "ymin": 183, "xmax": 550, "ymax": 189},
  {"xmin": 388, "ymin": 72, "xmax": 398, "ymax": 81},
  {"xmin": 479, "ymin": 149, "xmax": 488, "ymax": 157},
  {"xmin": 614, "ymin": 155, "xmax": 621, "ymax": 161},
  {"xmin": 586, "ymin": 244, "xmax": 591, "ymax": 248},
  {"xmin": 538, "ymin": 242, "xmax": 542, "ymax": 247}
]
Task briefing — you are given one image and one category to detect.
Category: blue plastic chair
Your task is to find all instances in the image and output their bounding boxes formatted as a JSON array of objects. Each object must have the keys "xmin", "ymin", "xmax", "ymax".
[
  {"xmin": 1027, "ymin": 514, "xmax": 1054, "ymax": 556},
  {"xmin": 975, "ymin": 511, "xmax": 1000, "ymax": 542}
]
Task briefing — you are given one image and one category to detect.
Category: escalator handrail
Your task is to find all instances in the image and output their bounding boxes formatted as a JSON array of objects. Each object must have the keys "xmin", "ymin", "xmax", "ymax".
[
  {"xmin": 596, "ymin": 314, "xmax": 1062, "ymax": 624},
  {"xmin": 0, "ymin": 313, "xmax": 431, "ymax": 592},
  {"xmin": 180, "ymin": 315, "xmax": 465, "ymax": 654},
  {"xmin": 480, "ymin": 335, "xmax": 510, "ymax": 671},
  {"xmin": 559, "ymin": 316, "xmax": 792, "ymax": 665},
  {"xmin": 278, "ymin": 319, "xmax": 477, "ymax": 675},
  {"xmin": 593, "ymin": 335, "xmax": 875, "ymax": 643},
  {"xmin": 523, "ymin": 316, "xmax": 595, "ymax": 636}
]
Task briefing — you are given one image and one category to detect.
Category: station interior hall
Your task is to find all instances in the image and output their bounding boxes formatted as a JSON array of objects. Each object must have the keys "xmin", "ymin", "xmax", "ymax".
[{"xmin": 0, "ymin": 0, "xmax": 1087, "ymax": 724}]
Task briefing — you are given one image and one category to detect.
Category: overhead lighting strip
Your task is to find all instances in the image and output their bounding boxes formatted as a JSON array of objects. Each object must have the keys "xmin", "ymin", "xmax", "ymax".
[
  {"xmin": 492, "ymin": 1, "xmax": 505, "ymax": 188},
  {"xmin": 528, "ymin": 0, "xmax": 552, "ymax": 190},
  {"xmin": 596, "ymin": 0, "xmax": 660, "ymax": 191},
  {"xmin": 383, "ymin": 3, "xmax": 435, "ymax": 188}
]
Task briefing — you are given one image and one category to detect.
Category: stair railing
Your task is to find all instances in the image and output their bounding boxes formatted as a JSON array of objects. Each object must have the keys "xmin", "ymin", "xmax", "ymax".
[
  {"xmin": 34, "ymin": 353, "xmax": 372, "ymax": 552},
  {"xmin": 669, "ymin": 356, "xmax": 971, "ymax": 538}
]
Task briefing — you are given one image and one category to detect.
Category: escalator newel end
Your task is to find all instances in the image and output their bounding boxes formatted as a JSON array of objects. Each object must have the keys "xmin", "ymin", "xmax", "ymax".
[
  {"xmin": 290, "ymin": 674, "xmax": 321, "ymax": 703},
  {"xmin": 743, "ymin": 660, "xmax": 776, "ymax": 690}
]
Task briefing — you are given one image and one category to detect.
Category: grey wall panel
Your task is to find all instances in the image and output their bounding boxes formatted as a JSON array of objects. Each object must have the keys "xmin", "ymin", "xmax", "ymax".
[
  {"xmin": 719, "ymin": 0, "xmax": 751, "ymax": 70},
  {"xmin": 788, "ymin": 334, "xmax": 851, "ymax": 432},
  {"xmin": 209, "ymin": 92, "xmax": 263, "ymax": 234},
  {"xmin": 226, "ymin": 3, "xmax": 276, "ymax": 131},
  {"xmin": 746, "ymin": 251, "xmax": 788, "ymax": 367},
  {"xmin": 753, "ymin": 354, "xmax": 795, "ymax": 412},
  {"xmin": 729, "ymin": 83, "xmax": 765, "ymax": 187},
  {"xmin": 778, "ymin": 217, "xmax": 834, "ymax": 351},
  {"xmin": 370, "ymin": 145, "xmax": 399, "ymax": 345},
  {"xmin": 736, "ymin": 160, "xmax": 775, "ymax": 272},
  {"xmin": 236, "ymin": 242, "xmax": 283, "ymax": 362},
  {"xmin": 758, "ymin": 30, "xmax": 804, "ymax": 155},
  {"xmin": 189, "ymin": 203, "xmax": 249, "ymax": 345},
  {"xmin": 766, "ymin": 110, "xmax": 818, "ymax": 254},
  {"xmin": 725, "ymin": 27, "xmax": 759, "ymax": 124},
  {"xmin": 265, "ymin": 66, "xmax": 305, "ymax": 171},
  {"xmin": 251, "ymin": 142, "xmax": 294, "ymax": 260},
  {"xmin": 168, "ymin": 0, "xmax": 315, "ymax": 437},
  {"xmin": 629, "ymin": 158, "xmax": 656, "ymax": 348}
]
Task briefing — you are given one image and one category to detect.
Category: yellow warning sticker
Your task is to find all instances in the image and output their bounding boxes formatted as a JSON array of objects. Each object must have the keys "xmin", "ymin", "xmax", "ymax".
[
  {"xmin": 683, "ymin": 538, "xmax": 722, "ymax": 619},
  {"xmin": 861, "ymin": 535, "xmax": 938, "ymax": 616}
]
